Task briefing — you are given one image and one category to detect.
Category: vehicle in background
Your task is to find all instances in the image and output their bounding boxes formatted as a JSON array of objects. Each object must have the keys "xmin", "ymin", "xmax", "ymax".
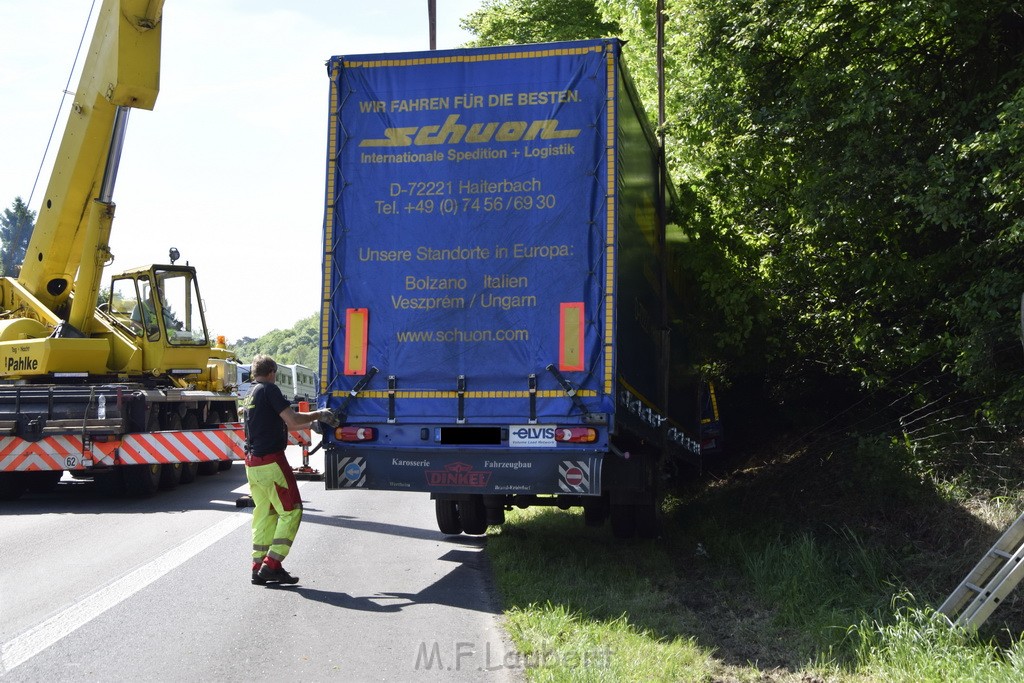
[
  {"xmin": 233, "ymin": 362, "xmax": 252, "ymax": 397},
  {"xmin": 275, "ymin": 363, "xmax": 318, "ymax": 404},
  {"xmin": 232, "ymin": 361, "xmax": 316, "ymax": 405}
]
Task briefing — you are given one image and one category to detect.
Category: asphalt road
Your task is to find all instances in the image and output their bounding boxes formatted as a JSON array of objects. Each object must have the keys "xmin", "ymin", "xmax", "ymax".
[{"xmin": 0, "ymin": 449, "xmax": 522, "ymax": 682}]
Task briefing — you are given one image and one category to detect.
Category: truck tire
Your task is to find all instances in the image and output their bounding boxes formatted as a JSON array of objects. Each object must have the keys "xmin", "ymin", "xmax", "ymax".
[
  {"xmin": 435, "ymin": 499, "xmax": 463, "ymax": 535},
  {"xmin": 0, "ymin": 473, "xmax": 27, "ymax": 501},
  {"xmin": 197, "ymin": 461, "xmax": 220, "ymax": 475},
  {"xmin": 95, "ymin": 469, "xmax": 126, "ymax": 497},
  {"xmin": 179, "ymin": 461, "xmax": 199, "ymax": 484},
  {"xmin": 159, "ymin": 463, "xmax": 183, "ymax": 490},
  {"xmin": 459, "ymin": 496, "xmax": 489, "ymax": 535},
  {"xmin": 485, "ymin": 505, "xmax": 505, "ymax": 526},
  {"xmin": 25, "ymin": 470, "xmax": 62, "ymax": 494},
  {"xmin": 124, "ymin": 464, "xmax": 161, "ymax": 497}
]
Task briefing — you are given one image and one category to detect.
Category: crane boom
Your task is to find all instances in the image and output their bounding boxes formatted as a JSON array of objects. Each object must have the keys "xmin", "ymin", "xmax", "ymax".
[{"xmin": 19, "ymin": 0, "xmax": 164, "ymax": 319}]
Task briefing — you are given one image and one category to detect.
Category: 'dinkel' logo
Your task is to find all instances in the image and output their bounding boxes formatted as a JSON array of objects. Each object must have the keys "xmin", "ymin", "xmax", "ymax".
[{"xmin": 425, "ymin": 461, "xmax": 491, "ymax": 488}]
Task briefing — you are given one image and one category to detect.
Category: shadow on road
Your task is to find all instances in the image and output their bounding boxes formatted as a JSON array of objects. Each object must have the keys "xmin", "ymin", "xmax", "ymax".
[
  {"xmin": 287, "ymin": 587, "xmax": 404, "ymax": 612},
  {"xmin": 301, "ymin": 508, "xmax": 486, "ymax": 545},
  {"xmin": 289, "ymin": 545, "xmax": 499, "ymax": 615},
  {"xmin": 0, "ymin": 465, "xmax": 250, "ymax": 516}
]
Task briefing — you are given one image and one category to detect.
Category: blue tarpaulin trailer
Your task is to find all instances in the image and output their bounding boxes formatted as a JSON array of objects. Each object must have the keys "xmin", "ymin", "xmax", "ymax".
[{"xmin": 317, "ymin": 39, "xmax": 722, "ymax": 538}]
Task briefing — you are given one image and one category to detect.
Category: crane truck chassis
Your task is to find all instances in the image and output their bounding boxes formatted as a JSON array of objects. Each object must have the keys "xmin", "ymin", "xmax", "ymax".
[{"xmin": 0, "ymin": 1, "xmax": 258, "ymax": 499}]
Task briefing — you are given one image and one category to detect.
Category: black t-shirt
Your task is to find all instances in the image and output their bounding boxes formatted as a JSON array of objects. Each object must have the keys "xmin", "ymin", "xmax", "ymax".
[{"xmin": 243, "ymin": 381, "xmax": 291, "ymax": 456}]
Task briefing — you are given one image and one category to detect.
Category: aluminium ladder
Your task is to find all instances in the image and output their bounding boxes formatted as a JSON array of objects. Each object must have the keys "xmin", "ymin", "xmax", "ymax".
[{"xmin": 939, "ymin": 509, "xmax": 1024, "ymax": 630}]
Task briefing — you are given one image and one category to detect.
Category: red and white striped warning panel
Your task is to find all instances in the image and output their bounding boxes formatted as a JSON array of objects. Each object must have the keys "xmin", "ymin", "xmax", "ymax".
[
  {"xmin": 119, "ymin": 427, "xmax": 246, "ymax": 466},
  {"xmin": 0, "ymin": 435, "xmax": 119, "ymax": 472},
  {"xmin": 0, "ymin": 425, "xmax": 313, "ymax": 471}
]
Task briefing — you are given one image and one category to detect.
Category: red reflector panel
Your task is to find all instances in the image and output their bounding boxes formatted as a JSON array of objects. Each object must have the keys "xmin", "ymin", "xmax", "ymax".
[
  {"xmin": 344, "ymin": 308, "xmax": 368, "ymax": 376},
  {"xmin": 554, "ymin": 427, "xmax": 596, "ymax": 443},
  {"xmin": 559, "ymin": 302, "xmax": 584, "ymax": 371},
  {"xmin": 335, "ymin": 426, "xmax": 376, "ymax": 442}
]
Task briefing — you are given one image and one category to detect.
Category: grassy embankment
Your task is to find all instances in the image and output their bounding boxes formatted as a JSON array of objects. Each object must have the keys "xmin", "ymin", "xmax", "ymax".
[{"xmin": 485, "ymin": 435, "xmax": 1024, "ymax": 682}]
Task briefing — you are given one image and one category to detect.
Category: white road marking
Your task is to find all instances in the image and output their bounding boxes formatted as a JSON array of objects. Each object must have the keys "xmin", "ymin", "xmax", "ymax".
[{"xmin": 0, "ymin": 511, "xmax": 251, "ymax": 675}]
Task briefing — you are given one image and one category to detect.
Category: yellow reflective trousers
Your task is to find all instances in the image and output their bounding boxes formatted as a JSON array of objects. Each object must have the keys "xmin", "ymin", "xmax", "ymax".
[{"xmin": 245, "ymin": 452, "xmax": 302, "ymax": 563}]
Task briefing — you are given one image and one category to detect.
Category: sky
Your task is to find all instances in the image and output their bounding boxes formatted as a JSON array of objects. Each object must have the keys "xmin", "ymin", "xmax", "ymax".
[{"xmin": 0, "ymin": 0, "xmax": 485, "ymax": 343}]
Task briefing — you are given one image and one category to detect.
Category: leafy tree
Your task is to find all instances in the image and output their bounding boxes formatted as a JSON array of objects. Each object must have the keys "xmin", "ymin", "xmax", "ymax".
[
  {"xmin": 462, "ymin": 0, "xmax": 1024, "ymax": 432},
  {"xmin": 460, "ymin": 0, "xmax": 619, "ymax": 45},
  {"xmin": 231, "ymin": 313, "xmax": 319, "ymax": 368},
  {"xmin": 664, "ymin": 0, "xmax": 1024, "ymax": 424},
  {"xmin": 0, "ymin": 197, "xmax": 35, "ymax": 277}
]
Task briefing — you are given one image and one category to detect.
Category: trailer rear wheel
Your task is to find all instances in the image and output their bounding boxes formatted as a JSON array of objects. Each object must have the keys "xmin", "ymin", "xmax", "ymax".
[
  {"xmin": 583, "ymin": 496, "xmax": 609, "ymax": 527},
  {"xmin": 124, "ymin": 464, "xmax": 161, "ymax": 497},
  {"xmin": 610, "ymin": 503, "xmax": 637, "ymax": 539},
  {"xmin": 485, "ymin": 504, "xmax": 505, "ymax": 526},
  {"xmin": 435, "ymin": 499, "xmax": 463, "ymax": 535},
  {"xmin": 459, "ymin": 496, "xmax": 489, "ymax": 535},
  {"xmin": 635, "ymin": 502, "xmax": 661, "ymax": 539}
]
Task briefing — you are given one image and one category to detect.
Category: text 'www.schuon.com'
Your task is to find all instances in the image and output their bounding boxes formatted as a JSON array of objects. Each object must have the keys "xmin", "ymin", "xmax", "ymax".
[{"xmin": 396, "ymin": 328, "xmax": 529, "ymax": 343}]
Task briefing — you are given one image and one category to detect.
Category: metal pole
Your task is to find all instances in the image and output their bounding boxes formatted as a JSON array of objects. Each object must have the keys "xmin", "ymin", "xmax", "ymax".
[
  {"xmin": 656, "ymin": 0, "xmax": 671, "ymax": 420},
  {"xmin": 428, "ymin": 0, "xmax": 437, "ymax": 50},
  {"xmin": 657, "ymin": 0, "xmax": 666, "ymax": 137}
]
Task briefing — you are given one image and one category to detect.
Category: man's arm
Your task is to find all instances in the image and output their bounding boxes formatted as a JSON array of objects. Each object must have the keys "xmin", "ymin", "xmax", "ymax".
[{"xmin": 278, "ymin": 406, "xmax": 337, "ymax": 430}]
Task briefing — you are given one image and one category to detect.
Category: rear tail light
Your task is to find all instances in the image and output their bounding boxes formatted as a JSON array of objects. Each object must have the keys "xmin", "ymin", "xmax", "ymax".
[
  {"xmin": 554, "ymin": 427, "xmax": 596, "ymax": 443},
  {"xmin": 335, "ymin": 426, "xmax": 376, "ymax": 442}
]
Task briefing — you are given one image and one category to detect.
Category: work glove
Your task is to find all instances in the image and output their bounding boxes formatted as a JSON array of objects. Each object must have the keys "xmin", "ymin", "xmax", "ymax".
[{"xmin": 313, "ymin": 408, "xmax": 340, "ymax": 428}]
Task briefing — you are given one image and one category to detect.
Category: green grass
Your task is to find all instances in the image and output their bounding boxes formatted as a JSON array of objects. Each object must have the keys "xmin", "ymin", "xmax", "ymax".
[
  {"xmin": 484, "ymin": 437, "xmax": 1024, "ymax": 682},
  {"xmin": 852, "ymin": 598, "xmax": 1024, "ymax": 683},
  {"xmin": 487, "ymin": 509, "xmax": 718, "ymax": 682}
]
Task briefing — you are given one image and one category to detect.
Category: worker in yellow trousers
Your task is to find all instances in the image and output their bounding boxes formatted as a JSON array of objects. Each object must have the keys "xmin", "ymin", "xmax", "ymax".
[{"xmin": 241, "ymin": 354, "xmax": 338, "ymax": 585}]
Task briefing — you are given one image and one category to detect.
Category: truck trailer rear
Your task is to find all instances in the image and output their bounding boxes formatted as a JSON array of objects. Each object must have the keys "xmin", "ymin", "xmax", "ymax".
[{"xmin": 318, "ymin": 39, "xmax": 721, "ymax": 538}]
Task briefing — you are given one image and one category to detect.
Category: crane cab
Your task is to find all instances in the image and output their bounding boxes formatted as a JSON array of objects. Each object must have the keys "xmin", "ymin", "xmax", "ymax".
[{"xmin": 102, "ymin": 264, "xmax": 213, "ymax": 378}]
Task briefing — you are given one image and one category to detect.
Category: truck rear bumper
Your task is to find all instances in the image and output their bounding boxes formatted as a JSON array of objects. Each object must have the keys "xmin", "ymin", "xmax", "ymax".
[{"xmin": 325, "ymin": 446, "xmax": 603, "ymax": 496}]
